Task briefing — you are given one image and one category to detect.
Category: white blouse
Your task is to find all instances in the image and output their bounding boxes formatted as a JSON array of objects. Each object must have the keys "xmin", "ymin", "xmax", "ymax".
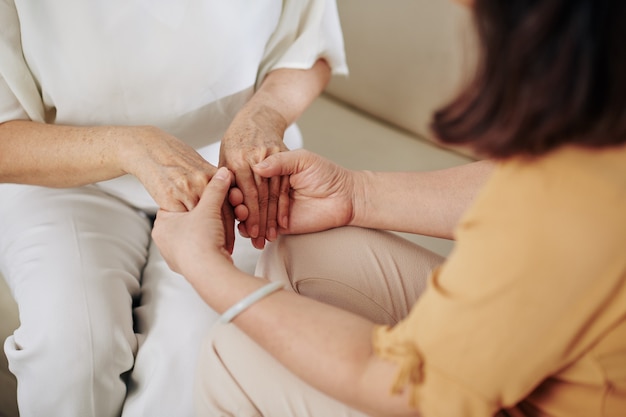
[{"xmin": 0, "ymin": 0, "xmax": 347, "ymax": 210}]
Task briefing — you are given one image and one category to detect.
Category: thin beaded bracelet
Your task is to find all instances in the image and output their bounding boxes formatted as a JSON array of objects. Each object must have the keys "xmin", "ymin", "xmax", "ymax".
[{"xmin": 218, "ymin": 281, "xmax": 284, "ymax": 324}]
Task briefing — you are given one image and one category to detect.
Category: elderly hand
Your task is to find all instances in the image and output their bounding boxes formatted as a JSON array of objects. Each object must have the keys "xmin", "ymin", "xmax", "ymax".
[
  {"xmin": 231, "ymin": 149, "xmax": 357, "ymax": 236},
  {"xmin": 219, "ymin": 105, "xmax": 290, "ymax": 249},
  {"xmin": 151, "ymin": 167, "xmax": 236, "ymax": 279},
  {"xmin": 120, "ymin": 126, "xmax": 237, "ymax": 253},
  {"xmin": 122, "ymin": 126, "xmax": 217, "ymax": 212}
]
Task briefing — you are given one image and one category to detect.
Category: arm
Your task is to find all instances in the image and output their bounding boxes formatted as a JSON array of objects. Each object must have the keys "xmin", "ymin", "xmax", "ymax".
[
  {"xmin": 251, "ymin": 149, "xmax": 494, "ymax": 240},
  {"xmin": 192, "ymin": 267, "xmax": 418, "ymax": 417},
  {"xmin": 220, "ymin": 59, "xmax": 331, "ymax": 249},
  {"xmin": 155, "ymin": 152, "xmax": 626, "ymax": 417},
  {"xmin": 352, "ymin": 160, "xmax": 495, "ymax": 239},
  {"xmin": 0, "ymin": 120, "xmax": 217, "ymax": 212},
  {"xmin": 0, "ymin": 121, "xmax": 127, "ymax": 187},
  {"xmin": 152, "ymin": 169, "xmax": 420, "ymax": 417}
]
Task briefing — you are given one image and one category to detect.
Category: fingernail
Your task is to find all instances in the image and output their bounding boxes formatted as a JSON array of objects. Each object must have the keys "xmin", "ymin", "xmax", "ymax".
[
  {"xmin": 255, "ymin": 161, "xmax": 269, "ymax": 169},
  {"xmin": 268, "ymin": 227, "xmax": 277, "ymax": 241},
  {"xmin": 251, "ymin": 225, "xmax": 259, "ymax": 238},
  {"xmin": 215, "ymin": 167, "xmax": 229, "ymax": 180}
]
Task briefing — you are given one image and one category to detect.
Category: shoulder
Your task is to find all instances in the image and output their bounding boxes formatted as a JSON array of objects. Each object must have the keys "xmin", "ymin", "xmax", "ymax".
[{"xmin": 456, "ymin": 144, "xmax": 626, "ymax": 270}]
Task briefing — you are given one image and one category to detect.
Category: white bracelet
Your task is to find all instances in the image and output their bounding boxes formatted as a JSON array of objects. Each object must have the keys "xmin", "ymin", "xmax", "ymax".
[{"xmin": 218, "ymin": 281, "xmax": 284, "ymax": 324}]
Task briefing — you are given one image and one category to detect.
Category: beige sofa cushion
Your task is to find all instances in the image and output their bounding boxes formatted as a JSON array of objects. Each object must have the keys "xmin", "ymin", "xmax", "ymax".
[{"xmin": 327, "ymin": 0, "xmax": 476, "ymax": 155}]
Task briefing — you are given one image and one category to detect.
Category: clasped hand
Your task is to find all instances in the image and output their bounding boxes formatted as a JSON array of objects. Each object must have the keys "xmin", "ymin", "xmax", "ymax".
[
  {"xmin": 219, "ymin": 105, "xmax": 290, "ymax": 250},
  {"xmin": 152, "ymin": 150, "xmax": 358, "ymax": 280}
]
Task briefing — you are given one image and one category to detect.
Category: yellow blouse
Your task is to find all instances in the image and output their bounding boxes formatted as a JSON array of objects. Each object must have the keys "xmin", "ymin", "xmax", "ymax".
[{"xmin": 373, "ymin": 144, "xmax": 626, "ymax": 417}]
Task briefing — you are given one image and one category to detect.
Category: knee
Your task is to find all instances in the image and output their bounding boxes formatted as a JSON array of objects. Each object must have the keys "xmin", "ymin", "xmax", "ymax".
[
  {"xmin": 258, "ymin": 227, "xmax": 382, "ymax": 291},
  {"xmin": 4, "ymin": 322, "xmax": 132, "ymax": 416},
  {"xmin": 5, "ymin": 308, "xmax": 136, "ymax": 391},
  {"xmin": 256, "ymin": 227, "xmax": 366, "ymax": 286},
  {"xmin": 257, "ymin": 229, "xmax": 353, "ymax": 297}
]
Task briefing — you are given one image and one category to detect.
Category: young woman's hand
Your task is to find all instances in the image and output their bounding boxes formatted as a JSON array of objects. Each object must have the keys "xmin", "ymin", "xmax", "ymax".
[
  {"xmin": 232, "ymin": 149, "xmax": 358, "ymax": 236},
  {"xmin": 151, "ymin": 167, "xmax": 236, "ymax": 280}
]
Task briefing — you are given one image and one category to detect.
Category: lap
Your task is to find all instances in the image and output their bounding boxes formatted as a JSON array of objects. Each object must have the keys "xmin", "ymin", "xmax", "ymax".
[
  {"xmin": 0, "ymin": 184, "xmax": 216, "ymax": 416},
  {"xmin": 0, "ymin": 184, "xmax": 151, "ymax": 336},
  {"xmin": 195, "ymin": 227, "xmax": 446, "ymax": 416},
  {"xmin": 196, "ymin": 323, "xmax": 370, "ymax": 417},
  {"xmin": 257, "ymin": 226, "xmax": 445, "ymax": 325},
  {"xmin": 0, "ymin": 183, "xmax": 214, "ymax": 350}
]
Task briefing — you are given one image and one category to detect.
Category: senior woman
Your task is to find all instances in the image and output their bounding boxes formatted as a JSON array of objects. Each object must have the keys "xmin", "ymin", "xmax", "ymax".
[
  {"xmin": 152, "ymin": 0, "xmax": 626, "ymax": 415},
  {"xmin": 0, "ymin": 1, "xmax": 347, "ymax": 416}
]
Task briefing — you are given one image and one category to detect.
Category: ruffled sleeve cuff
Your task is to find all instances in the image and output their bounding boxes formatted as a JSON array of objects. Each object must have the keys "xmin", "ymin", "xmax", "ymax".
[
  {"xmin": 373, "ymin": 324, "xmax": 501, "ymax": 417},
  {"xmin": 373, "ymin": 324, "xmax": 425, "ymax": 408}
]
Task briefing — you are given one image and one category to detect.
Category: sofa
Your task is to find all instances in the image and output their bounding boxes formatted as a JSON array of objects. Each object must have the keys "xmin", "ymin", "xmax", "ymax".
[{"xmin": 0, "ymin": 1, "xmax": 475, "ymax": 415}]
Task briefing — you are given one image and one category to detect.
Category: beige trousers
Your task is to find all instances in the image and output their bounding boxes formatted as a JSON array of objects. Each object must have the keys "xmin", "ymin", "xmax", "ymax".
[{"xmin": 195, "ymin": 226, "xmax": 445, "ymax": 417}]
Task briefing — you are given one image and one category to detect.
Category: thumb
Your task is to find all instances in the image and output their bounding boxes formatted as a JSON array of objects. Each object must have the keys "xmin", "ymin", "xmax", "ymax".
[
  {"xmin": 253, "ymin": 149, "xmax": 310, "ymax": 178},
  {"xmin": 196, "ymin": 167, "xmax": 232, "ymax": 211}
]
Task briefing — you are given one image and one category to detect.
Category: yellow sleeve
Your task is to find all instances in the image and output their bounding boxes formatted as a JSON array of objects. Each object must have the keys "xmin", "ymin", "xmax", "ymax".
[{"xmin": 374, "ymin": 153, "xmax": 626, "ymax": 416}]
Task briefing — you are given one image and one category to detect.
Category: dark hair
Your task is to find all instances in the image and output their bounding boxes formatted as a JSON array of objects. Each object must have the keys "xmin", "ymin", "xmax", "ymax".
[{"xmin": 431, "ymin": 0, "xmax": 626, "ymax": 158}]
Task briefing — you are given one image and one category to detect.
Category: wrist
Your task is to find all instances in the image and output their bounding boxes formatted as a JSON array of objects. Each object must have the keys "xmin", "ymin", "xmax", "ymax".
[
  {"xmin": 242, "ymin": 85, "xmax": 290, "ymax": 129},
  {"xmin": 181, "ymin": 260, "xmax": 273, "ymax": 317},
  {"xmin": 218, "ymin": 281, "xmax": 284, "ymax": 324},
  {"xmin": 111, "ymin": 125, "xmax": 157, "ymax": 175},
  {"xmin": 248, "ymin": 102, "xmax": 289, "ymax": 135},
  {"xmin": 185, "ymin": 247, "xmax": 236, "ymax": 275},
  {"xmin": 182, "ymin": 253, "xmax": 238, "ymax": 289},
  {"xmin": 348, "ymin": 170, "xmax": 372, "ymax": 228}
]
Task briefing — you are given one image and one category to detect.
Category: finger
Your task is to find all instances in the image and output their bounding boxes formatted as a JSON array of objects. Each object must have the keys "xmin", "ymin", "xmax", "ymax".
[
  {"xmin": 265, "ymin": 174, "xmax": 281, "ymax": 241},
  {"xmin": 235, "ymin": 168, "xmax": 260, "ymax": 239},
  {"xmin": 237, "ymin": 221, "xmax": 250, "ymax": 238},
  {"xmin": 252, "ymin": 234, "xmax": 265, "ymax": 250},
  {"xmin": 277, "ymin": 175, "xmax": 290, "ymax": 230},
  {"xmin": 253, "ymin": 149, "xmax": 311, "ymax": 178},
  {"xmin": 234, "ymin": 204, "xmax": 249, "ymax": 222},
  {"xmin": 228, "ymin": 187, "xmax": 244, "ymax": 207},
  {"xmin": 252, "ymin": 171, "xmax": 269, "ymax": 245},
  {"xmin": 195, "ymin": 167, "xmax": 232, "ymax": 212},
  {"xmin": 222, "ymin": 201, "xmax": 236, "ymax": 254}
]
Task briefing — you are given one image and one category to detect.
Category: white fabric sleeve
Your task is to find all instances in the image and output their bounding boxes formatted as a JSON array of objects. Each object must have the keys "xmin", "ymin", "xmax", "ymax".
[
  {"xmin": 0, "ymin": 75, "xmax": 29, "ymax": 123},
  {"xmin": 0, "ymin": 0, "xmax": 45, "ymax": 123},
  {"xmin": 256, "ymin": 0, "xmax": 348, "ymax": 88}
]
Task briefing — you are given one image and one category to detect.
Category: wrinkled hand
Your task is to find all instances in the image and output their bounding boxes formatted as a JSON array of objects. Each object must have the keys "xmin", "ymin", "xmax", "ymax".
[
  {"xmin": 219, "ymin": 106, "xmax": 289, "ymax": 249},
  {"xmin": 152, "ymin": 167, "xmax": 236, "ymax": 279},
  {"xmin": 123, "ymin": 126, "xmax": 218, "ymax": 212},
  {"xmin": 231, "ymin": 149, "xmax": 356, "ymax": 236}
]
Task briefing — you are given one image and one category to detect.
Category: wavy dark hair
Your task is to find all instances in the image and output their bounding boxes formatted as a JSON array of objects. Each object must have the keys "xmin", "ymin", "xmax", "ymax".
[{"xmin": 432, "ymin": 0, "xmax": 626, "ymax": 158}]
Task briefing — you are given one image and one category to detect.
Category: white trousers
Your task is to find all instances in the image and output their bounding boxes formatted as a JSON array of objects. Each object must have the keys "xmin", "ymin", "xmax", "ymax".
[
  {"xmin": 0, "ymin": 127, "xmax": 301, "ymax": 417},
  {"xmin": 0, "ymin": 183, "xmax": 226, "ymax": 417}
]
